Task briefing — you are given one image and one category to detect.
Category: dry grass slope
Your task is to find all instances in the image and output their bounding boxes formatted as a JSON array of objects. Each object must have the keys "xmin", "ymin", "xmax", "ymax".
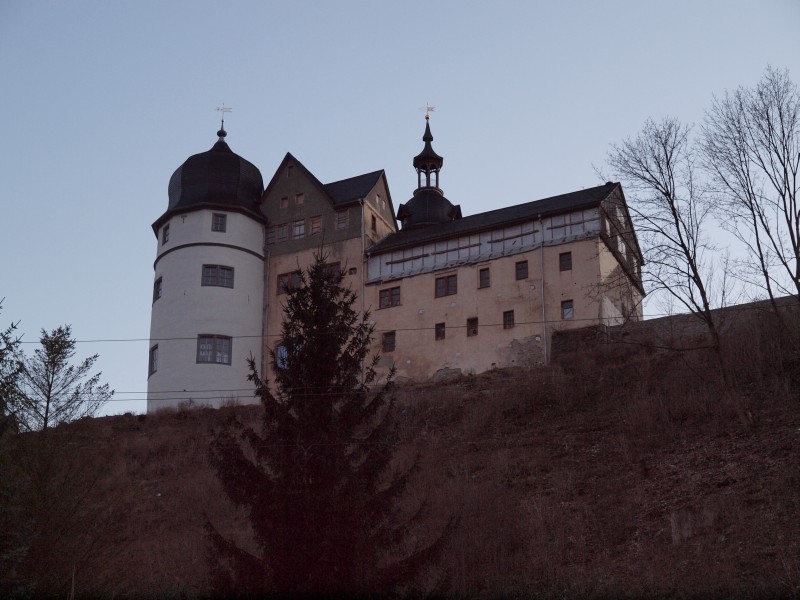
[{"xmin": 2, "ymin": 302, "xmax": 798, "ymax": 598}]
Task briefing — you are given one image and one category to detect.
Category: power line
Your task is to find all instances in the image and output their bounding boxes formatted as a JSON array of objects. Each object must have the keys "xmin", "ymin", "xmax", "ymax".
[{"xmin": 16, "ymin": 300, "xmax": 795, "ymax": 345}]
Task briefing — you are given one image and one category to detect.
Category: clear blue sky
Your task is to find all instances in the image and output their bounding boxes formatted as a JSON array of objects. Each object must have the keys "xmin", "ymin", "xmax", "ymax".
[{"xmin": 1, "ymin": 0, "xmax": 798, "ymax": 415}]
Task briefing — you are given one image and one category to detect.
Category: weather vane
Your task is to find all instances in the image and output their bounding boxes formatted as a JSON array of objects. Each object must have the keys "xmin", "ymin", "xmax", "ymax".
[
  {"xmin": 216, "ymin": 103, "xmax": 232, "ymax": 129},
  {"xmin": 419, "ymin": 103, "xmax": 436, "ymax": 120}
]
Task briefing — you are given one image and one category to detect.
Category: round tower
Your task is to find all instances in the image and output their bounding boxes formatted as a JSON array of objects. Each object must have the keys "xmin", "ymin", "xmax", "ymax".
[{"xmin": 147, "ymin": 127, "xmax": 265, "ymax": 412}]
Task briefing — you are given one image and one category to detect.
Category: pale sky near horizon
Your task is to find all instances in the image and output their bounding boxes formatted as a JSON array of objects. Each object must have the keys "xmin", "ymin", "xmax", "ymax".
[{"xmin": 1, "ymin": 1, "xmax": 798, "ymax": 416}]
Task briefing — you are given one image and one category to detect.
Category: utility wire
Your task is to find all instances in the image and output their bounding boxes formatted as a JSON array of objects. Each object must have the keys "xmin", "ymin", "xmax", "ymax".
[{"xmin": 16, "ymin": 300, "xmax": 791, "ymax": 345}]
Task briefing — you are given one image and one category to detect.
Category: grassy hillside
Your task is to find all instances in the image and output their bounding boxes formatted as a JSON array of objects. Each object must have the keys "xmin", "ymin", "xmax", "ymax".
[{"xmin": 2, "ymin": 304, "xmax": 799, "ymax": 598}]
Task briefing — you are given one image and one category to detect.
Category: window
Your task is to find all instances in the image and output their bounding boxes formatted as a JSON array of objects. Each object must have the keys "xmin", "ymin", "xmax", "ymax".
[
  {"xmin": 336, "ymin": 209, "xmax": 349, "ymax": 230},
  {"xmin": 212, "ymin": 213, "xmax": 227, "ymax": 232},
  {"xmin": 292, "ymin": 219, "xmax": 305, "ymax": 240},
  {"xmin": 371, "ymin": 214, "xmax": 377, "ymax": 232},
  {"xmin": 266, "ymin": 226, "xmax": 276, "ymax": 245},
  {"xmin": 559, "ymin": 251, "xmax": 572, "ymax": 272},
  {"xmin": 287, "ymin": 165, "xmax": 294, "ymax": 178},
  {"xmin": 162, "ymin": 224, "xmax": 170, "ymax": 245},
  {"xmin": 148, "ymin": 345, "xmax": 158, "ymax": 376},
  {"xmin": 153, "ymin": 277, "xmax": 162, "ymax": 302},
  {"xmin": 324, "ymin": 262, "xmax": 342, "ymax": 280},
  {"xmin": 467, "ymin": 317, "xmax": 479, "ymax": 337},
  {"xmin": 503, "ymin": 310, "xmax": 515, "ymax": 329},
  {"xmin": 435, "ymin": 274, "xmax": 457, "ymax": 298},
  {"xmin": 561, "ymin": 300, "xmax": 574, "ymax": 320},
  {"xmin": 479, "ymin": 267, "xmax": 490, "ymax": 289},
  {"xmin": 435, "ymin": 322, "xmax": 445, "ymax": 341},
  {"xmin": 277, "ymin": 223, "xmax": 288, "ymax": 242},
  {"xmin": 278, "ymin": 271, "xmax": 302, "ymax": 294},
  {"xmin": 295, "ymin": 193, "xmax": 304, "ymax": 205},
  {"xmin": 202, "ymin": 265, "xmax": 234, "ymax": 288},
  {"xmin": 310, "ymin": 215, "xmax": 322, "ymax": 235},
  {"xmin": 382, "ymin": 331, "xmax": 396, "ymax": 353},
  {"xmin": 280, "ymin": 196, "xmax": 289, "ymax": 208},
  {"xmin": 515, "ymin": 260, "xmax": 528, "ymax": 280},
  {"xmin": 379, "ymin": 286, "xmax": 401, "ymax": 308},
  {"xmin": 348, "ymin": 267, "xmax": 357, "ymax": 275},
  {"xmin": 197, "ymin": 335, "xmax": 232, "ymax": 365},
  {"xmin": 275, "ymin": 344, "xmax": 289, "ymax": 370}
]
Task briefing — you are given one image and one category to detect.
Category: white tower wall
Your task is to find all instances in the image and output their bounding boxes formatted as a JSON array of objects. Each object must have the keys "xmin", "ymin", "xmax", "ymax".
[{"xmin": 147, "ymin": 209, "xmax": 264, "ymax": 411}]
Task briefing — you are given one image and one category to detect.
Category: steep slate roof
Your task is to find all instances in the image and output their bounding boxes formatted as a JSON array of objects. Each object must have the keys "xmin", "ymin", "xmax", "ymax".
[
  {"xmin": 262, "ymin": 152, "xmax": 385, "ymax": 208},
  {"xmin": 323, "ymin": 170, "xmax": 385, "ymax": 206},
  {"xmin": 368, "ymin": 182, "xmax": 618, "ymax": 255}
]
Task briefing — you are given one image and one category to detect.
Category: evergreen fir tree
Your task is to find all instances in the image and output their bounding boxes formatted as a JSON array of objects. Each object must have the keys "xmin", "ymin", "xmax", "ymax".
[{"xmin": 208, "ymin": 252, "xmax": 440, "ymax": 597}]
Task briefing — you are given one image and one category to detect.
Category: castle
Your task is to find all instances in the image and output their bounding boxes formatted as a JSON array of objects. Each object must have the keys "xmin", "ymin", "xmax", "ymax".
[{"xmin": 146, "ymin": 118, "xmax": 644, "ymax": 411}]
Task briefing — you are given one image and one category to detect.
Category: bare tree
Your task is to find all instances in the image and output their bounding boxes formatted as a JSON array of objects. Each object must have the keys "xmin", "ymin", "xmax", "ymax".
[
  {"xmin": 607, "ymin": 118, "xmax": 724, "ymax": 351},
  {"xmin": 701, "ymin": 67, "xmax": 800, "ymax": 308},
  {"xmin": 11, "ymin": 326, "xmax": 112, "ymax": 432}
]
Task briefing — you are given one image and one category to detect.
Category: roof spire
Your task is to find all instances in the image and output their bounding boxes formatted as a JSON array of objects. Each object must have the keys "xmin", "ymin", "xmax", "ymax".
[
  {"xmin": 216, "ymin": 103, "xmax": 231, "ymax": 140},
  {"xmin": 413, "ymin": 110, "xmax": 443, "ymax": 189}
]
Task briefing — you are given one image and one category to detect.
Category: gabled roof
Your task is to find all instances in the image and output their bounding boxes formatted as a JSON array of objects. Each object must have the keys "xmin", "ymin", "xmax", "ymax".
[
  {"xmin": 368, "ymin": 182, "xmax": 618, "ymax": 255},
  {"xmin": 323, "ymin": 170, "xmax": 385, "ymax": 206},
  {"xmin": 262, "ymin": 152, "xmax": 386, "ymax": 209},
  {"xmin": 262, "ymin": 152, "xmax": 329, "ymax": 203}
]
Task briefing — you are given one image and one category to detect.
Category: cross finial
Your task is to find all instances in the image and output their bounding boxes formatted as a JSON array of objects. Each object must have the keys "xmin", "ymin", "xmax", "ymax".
[{"xmin": 216, "ymin": 104, "xmax": 232, "ymax": 139}]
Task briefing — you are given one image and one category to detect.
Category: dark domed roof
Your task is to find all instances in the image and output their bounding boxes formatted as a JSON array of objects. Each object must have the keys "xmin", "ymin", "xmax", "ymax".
[
  {"xmin": 153, "ymin": 131, "xmax": 264, "ymax": 232},
  {"xmin": 397, "ymin": 188, "xmax": 461, "ymax": 230},
  {"xmin": 167, "ymin": 134, "xmax": 263, "ymax": 212}
]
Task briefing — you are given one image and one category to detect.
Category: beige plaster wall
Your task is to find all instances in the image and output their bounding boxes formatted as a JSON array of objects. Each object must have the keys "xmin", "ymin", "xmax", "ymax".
[{"xmin": 367, "ymin": 238, "xmax": 607, "ymax": 381}]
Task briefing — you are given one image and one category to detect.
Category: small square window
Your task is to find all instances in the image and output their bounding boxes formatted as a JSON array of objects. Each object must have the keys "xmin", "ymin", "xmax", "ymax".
[
  {"xmin": 277, "ymin": 223, "xmax": 288, "ymax": 242},
  {"xmin": 559, "ymin": 252, "xmax": 572, "ymax": 271},
  {"xmin": 310, "ymin": 215, "xmax": 322, "ymax": 235},
  {"xmin": 197, "ymin": 335, "xmax": 231, "ymax": 365},
  {"xmin": 515, "ymin": 260, "xmax": 528, "ymax": 280},
  {"xmin": 162, "ymin": 224, "xmax": 170, "ymax": 245},
  {"xmin": 324, "ymin": 262, "xmax": 342, "ymax": 280},
  {"xmin": 212, "ymin": 213, "xmax": 227, "ymax": 232},
  {"xmin": 336, "ymin": 209, "xmax": 349, "ymax": 230},
  {"xmin": 561, "ymin": 300, "xmax": 574, "ymax": 320},
  {"xmin": 280, "ymin": 196, "xmax": 289, "ymax": 209},
  {"xmin": 148, "ymin": 345, "xmax": 158, "ymax": 376},
  {"xmin": 348, "ymin": 267, "xmax": 357, "ymax": 275},
  {"xmin": 382, "ymin": 331, "xmax": 396, "ymax": 353},
  {"xmin": 202, "ymin": 265, "xmax": 234, "ymax": 288},
  {"xmin": 295, "ymin": 193, "xmax": 304, "ymax": 205},
  {"xmin": 467, "ymin": 317, "xmax": 479, "ymax": 337},
  {"xmin": 153, "ymin": 277, "xmax": 162, "ymax": 302},
  {"xmin": 435, "ymin": 322, "xmax": 445, "ymax": 341},
  {"xmin": 435, "ymin": 274, "xmax": 457, "ymax": 298},
  {"xmin": 479, "ymin": 267, "xmax": 490, "ymax": 289},
  {"xmin": 379, "ymin": 286, "xmax": 401, "ymax": 309},
  {"xmin": 292, "ymin": 219, "xmax": 305, "ymax": 239},
  {"xmin": 503, "ymin": 310, "xmax": 515, "ymax": 329},
  {"xmin": 278, "ymin": 271, "xmax": 302, "ymax": 294}
]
